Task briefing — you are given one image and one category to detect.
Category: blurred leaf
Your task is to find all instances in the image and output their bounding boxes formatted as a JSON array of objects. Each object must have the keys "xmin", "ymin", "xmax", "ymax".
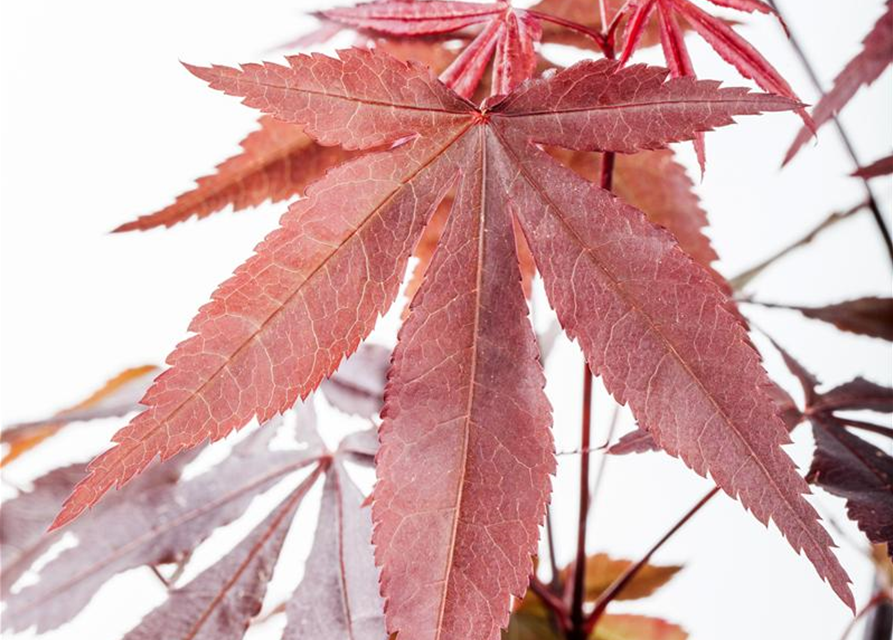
[
  {"xmin": 560, "ymin": 553, "xmax": 681, "ymax": 602},
  {"xmin": 591, "ymin": 614, "xmax": 687, "ymax": 640},
  {"xmin": 1, "ymin": 365, "xmax": 158, "ymax": 466}
]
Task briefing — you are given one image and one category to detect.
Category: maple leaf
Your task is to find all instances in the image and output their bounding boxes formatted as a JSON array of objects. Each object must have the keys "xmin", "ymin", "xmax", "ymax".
[
  {"xmin": 785, "ymin": 0, "xmax": 893, "ymax": 163},
  {"xmin": 1, "ymin": 365, "xmax": 158, "ymax": 466},
  {"xmin": 324, "ymin": 0, "xmax": 543, "ymax": 98},
  {"xmin": 122, "ymin": 466, "xmax": 324, "ymax": 640},
  {"xmin": 550, "ymin": 148, "xmax": 726, "ymax": 287},
  {"xmin": 114, "ymin": 118, "xmax": 358, "ymax": 232},
  {"xmin": 807, "ymin": 418, "xmax": 893, "ymax": 559},
  {"xmin": 50, "ymin": 49, "xmax": 854, "ymax": 633},
  {"xmin": 114, "ymin": 39, "xmax": 459, "ymax": 234},
  {"xmin": 320, "ymin": 342, "xmax": 392, "ymax": 418},
  {"xmin": 560, "ymin": 553, "xmax": 681, "ymax": 602},
  {"xmin": 751, "ymin": 296, "xmax": 893, "ymax": 341},
  {"xmin": 284, "ymin": 458, "xmax": 386, "ymax": 639},
  {"xmin": 4, "ymin": 410, "xmax": 324, "ymax": 632},
  {"xmin": 506, "ymin": 554, "xmax": 684, "ymax": 639},
  {"xmin": 591, "ymin": 614, "xmax": 688, "ymax": 640},
  {"xmin": 771, "ymin": 339, "xmax": 893, "ymax": 557},
  {"xmin": 853, "ymin": 153, "xmax": 893, "ymax": 179},
  {"xmin": 616, "ymin": 0, "xmax": 803, "ymax": 170}
]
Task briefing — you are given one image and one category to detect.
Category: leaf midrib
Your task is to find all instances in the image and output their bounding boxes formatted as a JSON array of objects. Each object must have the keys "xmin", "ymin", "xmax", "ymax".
[{"xmin": 433, "ymin": 126, "xmax": 487, "ymax": 640}]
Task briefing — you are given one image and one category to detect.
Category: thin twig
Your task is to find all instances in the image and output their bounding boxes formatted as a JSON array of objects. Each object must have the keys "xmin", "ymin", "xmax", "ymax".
[
  {"xmin": 569, "ymin": 367, "xmax": 594, "ymax": 638},
  {"xmin": 598, "ymin": 0, "xmax": 609, "ymax": 34},
  {"xmin": 529, "ymin": 574, "xmax": 572, "ymax": 632},
  {"xmin": 527, "ymin": 10, "xmax": 608, "ymax": 52},
  {"xmin": 584, "ymin": 487, "xmax": 720, "ymax": 634},
  {"xmin": 557, "ymin": 445, "xmax": 610, "ymax": 456},
  {"xmin": 167, "ymin": 550, "xmax": 192, "ymax": 586},
  {"xmin": 545, "ymin": 505, "xmax": 561, "ymax": 591},
  {"xmin": 729, "ymin": 200, "xmax": 867, "ymax": 290},
  {"xmin": 840, "ymin": 591, "xmax": 892, "ymax": 640},
  {"xmin": 149, "ymin": 565, "xmax": 171, "ymax": 589},
  {"xmin": 587, "ymin": 404, "xmax": 620, "ymax": 511},
  {"xmin": 767, "ymin": 0, "xmax": 893, "ymax": 265}
]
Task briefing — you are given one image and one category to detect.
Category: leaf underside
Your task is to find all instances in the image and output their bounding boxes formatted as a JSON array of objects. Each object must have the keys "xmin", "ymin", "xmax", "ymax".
[{"xmin": 53, "ymin": 49, "xmax": 853, "ymax": 637}]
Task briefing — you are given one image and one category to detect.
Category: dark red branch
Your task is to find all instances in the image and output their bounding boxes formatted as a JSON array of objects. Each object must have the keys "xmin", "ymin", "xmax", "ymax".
[
  {"xmin": 584, "ymin": 486, "xmax": 720, "ymax": 634},
  {"xmin": 569, "ymin": 367, "xmax": 594, "ymax": 639},
  {"xmin": 767, "ymin": 0, "xmax": 893, "ymax": 266}
]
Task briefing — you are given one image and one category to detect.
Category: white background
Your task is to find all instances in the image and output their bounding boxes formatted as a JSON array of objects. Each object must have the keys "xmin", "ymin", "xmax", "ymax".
[{"xmin": 1, "ymin": 1, "xmax": 892, "ymax": 639}]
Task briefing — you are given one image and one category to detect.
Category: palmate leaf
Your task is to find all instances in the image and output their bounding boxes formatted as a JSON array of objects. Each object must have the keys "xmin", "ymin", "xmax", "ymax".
[
  {"xmin": 785, "ymin": 0, "xmax": 893, "ymax": 163},
  {"xmin": 616, "ymin": 0, "xmax": 804, "ymax": 170},
  {"xmin": 114, "ymin": 117, "xmax": 358, "ymax": 232},
  {"xmin": 807, "ymin": 417, "xmax": 893, "ymax": 559},
  {"xmin": 121, "ymin": 467, "xmax": 324, "ymax": 640},
  {"xmin": 754, "ymin": 296, "xmax": 893, "ymax": 341},
  {"xmin": 1, "ymin": 365, "xmax": 159, "ymax": 466},
  {"xmin": 772, "ymin": 340, "xmax": 893, "ymax": 557},
  {"xmin": 3, "ymin": 393, "xmax": 387, "ymax": 640},
  {"xmin": 506, "ymin": 554, "xmax": 685, "ymax": 640},
  {"xmin": 324, "ymin": 0, "xmax": 542, "ymax": 98},
  {"xmin": 51, "ymin": 48, "xmax": 854, "ymax": 637},
  {"xmin": 115, "ymin": 39, "xmax": 459, "ymax": 234},
  {"xmin": 4, "ymin": 411, "xmax": 323, "ymax": 632}
]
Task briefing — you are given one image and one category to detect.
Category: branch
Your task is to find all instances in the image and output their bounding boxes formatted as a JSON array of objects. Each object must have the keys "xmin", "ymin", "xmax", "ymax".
[
  {"xmin": 527, "ymin": 10, "xmax": 608, "ymax": 52},
  {"xmin": 587, "ymin": 403, "xmax": 620, "ymax": 511},
  {"xmin": 768, "ymin": 0, "xmax": 893, "ymax": 265},
  {"xmin": 569, "ymin": 367, "xmax": 594, "ymax": 637},
  {"xmin": 545, "ymin": 505, "xmax": 561, "ymax": 591},
  {"xmin": 529, "ymin": 574, "xmax": 572, "ymax": 632},
  {"xmin": 840, "ymin": 591, "xmax": 892, "ymax": 640},
  {"xmin": 584, "ymin": 486, "xmax": 720, "ymax": 634},
  {"xmin": 729, "ymin": 200, "xmax": 866, "ymax": 290}
]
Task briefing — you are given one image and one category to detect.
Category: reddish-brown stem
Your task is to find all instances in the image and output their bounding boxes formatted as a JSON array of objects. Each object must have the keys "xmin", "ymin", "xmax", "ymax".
[
  {"xmin": 606, "ymin": 1, "xmax": 633, "ymax": 43},
  {"xmin": 767, "ymin": 0, "xmax": 893, "ymax": 266},
  {"xmin": 566, "ymin": 29, "xmax": 622, "ymax": 640},
  {"xmin": 526, "ymin": 10, "xmax": 608, "ymax": 53},
  {"xmin": 530, "ymin": 574, "xmax": 572, "ymax": 632},
  {"xmin": 598, "ymin": 0, "xmax": 609, "ymax": 33},
  {"xmin": 729, "ymin": 200, "xmax": 867, "ymax": 290},
  {"xmin": 839, "ymin": 591, "xmax": 892, "ymax": 640},
  {"xmin": 149, "ymin": 565, "xmax": 171, "ymax": 589},
  {"xmin": 545, "ymin": 505, "xmax": 562, "ymax": 591},
  {"xmin": 599, "ymin": 152, "xmax": 616, "ymax": 191},
  {"xmin": 584, "ymin": 486, "xmax": 720, "ymax": 634},
  {"xmin": 587, "ymin": 404, "xmax": 620, "ymax": 511},
  {"xmin": 569, "ymin": 368, "xmax": 594, "ymax": 639}
]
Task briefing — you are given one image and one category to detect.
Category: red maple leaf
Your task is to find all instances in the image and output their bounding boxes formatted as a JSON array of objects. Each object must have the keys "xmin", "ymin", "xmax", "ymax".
[
  {"xmin": 324, "ymin": 0, "xmax": 544, "ymax": 97},
  {"xmin": 616, "ymin": 0, "xmax": 804, "ymax": 170},
  {"xmin": 772, "ymin": 340, "xmax": 893, "ymax": 559},
  {"xmin": 785, "ymin": 0, "xmax": 892, "ymax": 163},
  {"xmin": 50, "ymin": 49, "xmax": 853, "ymax": 637}
]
